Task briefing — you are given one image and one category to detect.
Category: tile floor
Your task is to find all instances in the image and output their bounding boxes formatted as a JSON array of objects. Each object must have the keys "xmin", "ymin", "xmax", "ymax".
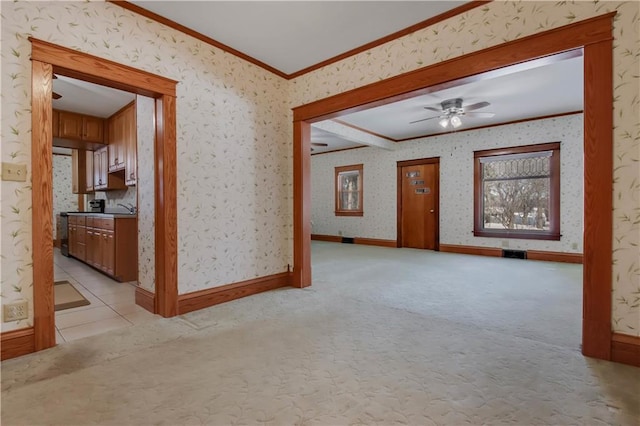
[{"xmin": 53, "ymin": 248, "xmax": 159, "ymax": 343}]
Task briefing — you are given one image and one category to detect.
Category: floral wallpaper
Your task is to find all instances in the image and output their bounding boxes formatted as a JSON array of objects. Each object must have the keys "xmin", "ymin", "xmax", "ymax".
[
  {"xmin": 0, "ymin": 1, "xmax": 637, "ymax": 337},
  {"xmin": 136, "ymin": 95, "xmax": 155, "ymax": 292},
  {"xmin": 0, "ymin": 1, "xmax": 290, "ymax": 332},
  {"xmin": 312, "ymin": 115, "xmax": 584, "ymax": 252},
  {"xmin": 293, "ymin": 1, "xmax": 640, "ymax": 337},
  {"xmin": 52, "ymin": 154, "xmax": 78, "ymax": 240}
]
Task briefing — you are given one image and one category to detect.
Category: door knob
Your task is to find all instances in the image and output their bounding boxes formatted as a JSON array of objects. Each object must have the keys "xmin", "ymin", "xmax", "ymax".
[{"xmin": 430, "ymin": 209, "xmax": 435, "ymax": 213}]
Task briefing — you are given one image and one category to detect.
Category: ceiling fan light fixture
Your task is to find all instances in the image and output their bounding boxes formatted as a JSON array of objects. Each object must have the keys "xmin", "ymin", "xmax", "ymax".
[
  {"xmin": 438, "ymin": 117, "xmax": 449, "ymax": 128},
  {"xmin": 450, "ymin": 115, "xmax": 462, "ymax": 128}
]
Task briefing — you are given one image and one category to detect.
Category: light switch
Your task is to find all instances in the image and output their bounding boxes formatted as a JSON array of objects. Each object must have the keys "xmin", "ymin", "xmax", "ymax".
[{"xmin": 1, "ymin": 163, "xmax": 27, "ymax": 182}]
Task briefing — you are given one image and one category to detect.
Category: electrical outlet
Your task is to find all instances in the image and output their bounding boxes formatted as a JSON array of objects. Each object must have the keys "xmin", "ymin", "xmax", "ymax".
[
  {"xmin": 1, "ymin": 163, "xmax": 27, "ymax": 182},
  {"xmin": 571, "ymin": 243, "xmax": 578, "ymax": 250},
  {"xmin": 501, "ymin": 240, "xmax": 509, "ymax": 248},
  {"xmin": 338, "ymin": 230, "xmax": 343, "ymax": 236},
  {"xmin": 3, "ymin": 301, "xmax": 28, "ymax": 322}
]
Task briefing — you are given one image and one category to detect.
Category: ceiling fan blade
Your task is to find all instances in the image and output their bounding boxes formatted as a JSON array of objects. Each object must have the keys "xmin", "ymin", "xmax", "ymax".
[
  {"xmin": 465, "ymin": 112, "xmax": 495, "ymax": 118},
  {"xmin": 311, "ymin": 142, "xmax": 328, "ymax": 147},
  {"xmin": 52, "ymin": 74, "xmax": 58, "ymax": 79},
  {"xmin": 410, "ymin": 116, "xmax": 441, "ymax": 124},
  {"xmin": 422, "ymin": 106, "xmax": 442, "ymax": 113},
  {"xmin": 464, "ymin": 101, "xmax": 490, "ymax": 111},
  {"xmin": 52, "ymin": 92, "xmax": 62, "ymax": 100}
]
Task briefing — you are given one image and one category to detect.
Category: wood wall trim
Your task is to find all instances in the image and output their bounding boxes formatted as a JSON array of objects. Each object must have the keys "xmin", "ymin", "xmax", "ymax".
[
  {"xmin": 527, "ymin": 250, "xmax": 583, "ymax": 264},
  {"xmin": 611, "ymin": 333, "xmax": 640, "ymax": 367},
  {"xmin": 311, "ymin": 234, "xmax": 342, "ymax": 243},
  {"xmin": 311, "ymin": 234, "xmax": 397, "ymax": 248},
  {"xmin": 107, "ymin": 1, "xmax": 288, "ymax": 80},
  {"xmin": 108, "ymin": 1, "xmax": 487, "ymax": 81},
  {"xmin": 331, "ymin": 119, "xmax": 397, "ymax": 142},
  {"xmin": 292, "ymin": 121, "xmax": 312, "ymax": 288},
  {"xmin": 135, "ymin": 287, "xmax": 156, "ymax": 314},
  {"xmin": 177, "ymin": 272, "xmax": 290, "ymax": 315},
  {"xmin": 439, "ymin": 244, "xmax": 503, "ymax": 257},
  {"xmin": 292, "ymin": 13, "xmax": 615, "ymax": 122},
  {"xmin": 29, "ymin": 38, "xmax": 177, "ymax": 97},
  {"xmin": 30, "ymin": 39, "xmax": 178, "ymax": 359},
  {"xmin": 32, "ymin": 60, "xmax": 56, "ymax": 351},
  {"xmin": 287, "ymin": 1, "xmax": 491, "ymax": 79},
  {"xmin": 1, "ymin": 328, "xmax": 36, "ymax": 360},
  {"xmin": 155, "ymin": 96, "xmax": 179, "ymax": 317},
  {"xmin": 293, "ymin": 13, "xmax": 615, "ymax": 362}
]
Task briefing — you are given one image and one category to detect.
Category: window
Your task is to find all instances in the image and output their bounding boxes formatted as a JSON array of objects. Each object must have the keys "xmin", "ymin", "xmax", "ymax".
[
  {"xmin": 474, "ymin": 143, "xmax": 560, "ymax": 240},
  {"xmin": 335, "ymin": 164, "xmax": 363, "ymax": 216}
]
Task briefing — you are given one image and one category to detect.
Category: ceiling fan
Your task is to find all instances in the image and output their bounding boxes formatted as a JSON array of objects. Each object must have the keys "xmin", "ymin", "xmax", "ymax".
[
  {"xmin": 310, "ymin": 142, "xmax": 328, "ymax": 152},
  {"xmin": 410, "ymin": 98, "xmax": 494, "ymax": 128},
  {"xmin": 52, "ymin": 74, "xmax": 62, "ymax": 100}
]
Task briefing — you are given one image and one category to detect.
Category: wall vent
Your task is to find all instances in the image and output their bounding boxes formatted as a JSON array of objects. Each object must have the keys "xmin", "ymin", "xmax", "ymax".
[
  {"xmin": 342, "ymin": 237, "xmax": 355, "ymax": 244},
  {"xmin": 503, "ymin": 249, "xmax": 526, "ymax": 259}
]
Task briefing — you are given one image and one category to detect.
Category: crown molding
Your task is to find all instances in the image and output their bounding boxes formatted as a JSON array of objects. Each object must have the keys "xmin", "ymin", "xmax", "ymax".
[{"xmin": 107, "ymin": 1, "xmax": 490, "ymax": 80}]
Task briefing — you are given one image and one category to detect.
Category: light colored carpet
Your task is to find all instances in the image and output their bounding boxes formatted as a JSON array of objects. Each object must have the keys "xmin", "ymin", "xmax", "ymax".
[
  {"xmin": 2, "ymin": 242, "xmax": 638, "ymax": 425},
  {"xmin": 54, "ymin": 280, "xmax": 90, "ymax": 311}
]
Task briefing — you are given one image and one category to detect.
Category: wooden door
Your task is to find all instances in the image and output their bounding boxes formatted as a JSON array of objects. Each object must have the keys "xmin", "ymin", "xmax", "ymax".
[
  {"xmin": 93, "ymin": 150, "xmax": 102, "ymax": 189},
  {"xmin": 398, "ymin": 161, "xmax": 439, "ymax": 250},
  {"xmin": 104, "ymin": 230, "xmax": 115, "ymax": 276},
  {"xmin": 85, "ymin": 150, "xmax": 94, "ymax": 192}
]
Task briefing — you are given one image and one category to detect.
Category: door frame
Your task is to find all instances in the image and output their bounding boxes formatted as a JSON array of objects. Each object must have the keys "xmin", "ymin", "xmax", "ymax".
[
  {"xmin": 293, "ymin": 13, "xmax": 615, "ymax": 360},
  {"xmin": 397, "ymin": 158, "xmax": 440, "ymax": 250},
  {"xmin": 30, "ymin": 38, "xmax": 179, "ymax": 351}
]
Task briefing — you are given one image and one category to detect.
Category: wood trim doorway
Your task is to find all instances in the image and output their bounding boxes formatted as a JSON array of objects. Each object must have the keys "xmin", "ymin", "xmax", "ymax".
[
  {"xmin": 30, "ymin": 38, "xmax": 179, "ymax": 352},
  {"xmin": 397, "ymin": 158, "xmax": 440, "ymax": 250},
  {"xmin": 292, "ymin": 13, "xmax": 615, "ymax": 361}
]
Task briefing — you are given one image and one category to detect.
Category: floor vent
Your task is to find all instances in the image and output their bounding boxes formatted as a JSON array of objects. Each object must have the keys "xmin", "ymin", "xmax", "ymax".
[
  {"xmin": 342, "ymin": 237, "xmax": 355, "ymax": 244},
  {"xmin": 503, "ymin": 249, "xmax": 527, "ymax": 259}
]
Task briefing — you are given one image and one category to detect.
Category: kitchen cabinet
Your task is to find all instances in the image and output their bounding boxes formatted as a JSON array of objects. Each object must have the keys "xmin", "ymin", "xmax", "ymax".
[
  {"xmin": 71, "ymin": 149, "xmax": 91, "ymax": 194},
  {"xmin": 107, "ymin": 102, "xmax": 136, "ymax": 183},
  {"xmin": 108, "ymin": 112, "xmax": 125, "ymax": 172},
  {"xmin": 57, "ymin": 110, "xmax": 104, "ymax": 143},
  {"xmin": 93, "ymin": 146, "xmax": 126, "ymax": 191},
  {"xmin": 81, "ymin": 215, "xmax": 137, "ymax": 282},
  {"xmin": 68, "ymin": 215, "xmax": 87, "ymax": 262},
  {"xmin": 85, "ymin": 150, "xmax": 94, "ymax": 192}
]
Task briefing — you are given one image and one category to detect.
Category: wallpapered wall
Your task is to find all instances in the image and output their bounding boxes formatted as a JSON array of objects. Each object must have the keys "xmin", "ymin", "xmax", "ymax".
[
  {"xmin": 136, "ymin": 95, "xmax": 156, "ymax": 292},
  {"xmin": 311, "ymin": 115, "xmax": 584, "ymax": 253},
  {"xmin": 290, "ymin": 1, "xmax": 639, "ymax": 336},
  {"xmin": 0, "ymin": 1, "xmax": 637, "ymax": 337},
  {"xmin": 52, "ymin": 155, "xmax": 78, "ymax": 240},
  {"xmin": 0, "ymin": 1, "xmax": 290, "ymax": 332}
]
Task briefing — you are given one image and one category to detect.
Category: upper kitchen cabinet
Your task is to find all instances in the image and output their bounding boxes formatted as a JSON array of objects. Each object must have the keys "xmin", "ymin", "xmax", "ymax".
[
  {"xmin": 71, "ymin": 149, "xmax": 90, "ymax": 194},
  {"xmin": 54, "ymin": 109, "xmax": 105, "ymax": 149},
  {"xmin": 107, "ymin": 102, "xmax": 137, "ymax": 186},
  {"xmin": 94, "ymin": 146, "xmax": 127, "ymax": 191}
]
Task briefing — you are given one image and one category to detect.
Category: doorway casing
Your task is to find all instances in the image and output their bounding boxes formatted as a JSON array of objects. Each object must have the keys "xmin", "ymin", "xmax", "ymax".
[
  {"xmin": 30, "ymin": 38, "xmax": 179, "ymax": 352},
  {"xmin": 292, "ymin": 13, "xmax": 615, "ymax": 360}
]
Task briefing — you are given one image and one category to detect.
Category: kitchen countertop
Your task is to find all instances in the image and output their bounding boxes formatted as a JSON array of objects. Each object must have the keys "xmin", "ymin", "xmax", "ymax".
[{"xmin": 66, "ymin": 212, "xmax": 137, "ymax": 219}]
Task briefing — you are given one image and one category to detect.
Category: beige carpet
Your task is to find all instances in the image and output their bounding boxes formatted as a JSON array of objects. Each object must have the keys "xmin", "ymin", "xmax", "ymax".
[
  {"xmin": 2, "ymin": 243, "xmax": 639, "ymax": 425},
  {"xmin": 54, "ymin": 280, "xmax": 90, "ymax": 311}
]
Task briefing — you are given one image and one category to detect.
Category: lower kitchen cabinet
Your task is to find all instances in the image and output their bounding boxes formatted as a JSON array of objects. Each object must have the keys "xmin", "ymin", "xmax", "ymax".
[{"xmin": 69, "ymin": 214, "xmax": 137, "ymax": 282}]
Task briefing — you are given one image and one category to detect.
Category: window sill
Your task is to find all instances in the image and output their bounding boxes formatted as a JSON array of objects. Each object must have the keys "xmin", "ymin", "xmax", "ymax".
[
  {"xmin": 473, "ymin": 229, "xmax": 561, "ymax": 241},
  {"xmin": 335, "ymin": 211, "xmax": 363, "ymax": 217}
]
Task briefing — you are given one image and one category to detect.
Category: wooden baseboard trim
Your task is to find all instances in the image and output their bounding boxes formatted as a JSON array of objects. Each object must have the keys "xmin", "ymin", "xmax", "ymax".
[
  {"xmin": 527, "ymin": 250, "xmax": 583, "ymax": 264},
  {"xmin": 353, "ymin": 237, "xmax": 397, "ymax": 248},
  {"xmin": 611, "ymin": 333, "xmax": 640, "ymax": 367},
  {"xmin": 177, "ymin": 271, "xmax": 290, "ymax": 315},
  {"xmin": 135, "ymin": 287, "xmax": 156, "ymax": 314},
  {"xmin": 311, "ymin": 234, "xmax": 342, "ymax": 243},
  {"xmin": 311, "ymin": 234, "xmax": 397, "ymax": 248},
  {"xmin": 1, "ymin": 327, "xmax": 36, "ymax": 360},
  {"xmin": 439, "ymin": 244, "xmax": 502, "ymax": 257}
]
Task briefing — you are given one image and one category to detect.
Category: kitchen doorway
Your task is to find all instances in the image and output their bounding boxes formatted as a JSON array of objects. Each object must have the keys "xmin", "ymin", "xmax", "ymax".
[{"xmin": 30, "ymin": 38, "xmax": 178, "ymax": 352}]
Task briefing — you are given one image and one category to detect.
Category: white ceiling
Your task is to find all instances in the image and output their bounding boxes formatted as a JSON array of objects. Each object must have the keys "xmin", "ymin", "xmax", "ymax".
[
  {"xmin": 53, "ymin": 75, "xmax": 136, "ymax": 118},
  {"xmin": 335, "ymin": 54, "xmax": 584, "ymax": 141},
  {"xmin": 129, "ymin": 1, "xmax": 466, "ymax": 75}
]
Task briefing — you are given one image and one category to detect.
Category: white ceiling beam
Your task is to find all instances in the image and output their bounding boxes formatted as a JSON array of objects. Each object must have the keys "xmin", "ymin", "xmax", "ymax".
[{"xmin": 312, "ymin": 120, "xmax": 396, "ymax": 151}]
